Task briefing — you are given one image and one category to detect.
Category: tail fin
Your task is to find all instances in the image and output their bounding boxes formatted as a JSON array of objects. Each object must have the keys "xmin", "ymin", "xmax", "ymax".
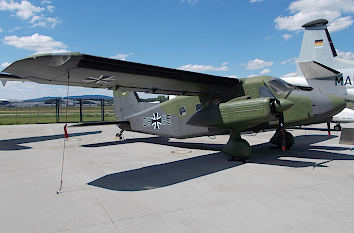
[
  {"xmin": 113, "ymin": 88, "xmax": 156, "ymax": 120},
  {"xmin": 297, "ymin": 19, "xmax": 337, "ymax": 74}
]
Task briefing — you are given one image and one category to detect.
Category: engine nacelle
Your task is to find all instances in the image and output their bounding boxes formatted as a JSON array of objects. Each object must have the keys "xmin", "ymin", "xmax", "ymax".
[{"xmin": 187, "ymin": 98, "xmax": 275, "ymax": 129}]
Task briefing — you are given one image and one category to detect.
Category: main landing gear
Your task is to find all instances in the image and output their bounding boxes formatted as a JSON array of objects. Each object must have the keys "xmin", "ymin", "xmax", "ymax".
[
  {"xmin": 222, "ymin": 129, "xmax": 251, "ymax": 162},
  {"xmin": 269, "ymin": 129, "xmax": 294, "ymax": 150}
]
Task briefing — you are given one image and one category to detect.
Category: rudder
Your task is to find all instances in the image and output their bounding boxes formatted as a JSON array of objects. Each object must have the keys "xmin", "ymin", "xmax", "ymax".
[
  {"xmin": 113, "ymin": 88, "xmax": 156, "ymax": 120},
  {"xmin": 297, "ymin": 19, "xmax": 336, "ymax": 74}
]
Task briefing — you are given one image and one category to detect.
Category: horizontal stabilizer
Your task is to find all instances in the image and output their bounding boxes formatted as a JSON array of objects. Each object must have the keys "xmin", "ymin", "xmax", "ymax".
[{"xmin": 298, "ymin": 61, "xmax": 341, "ymax": 79}]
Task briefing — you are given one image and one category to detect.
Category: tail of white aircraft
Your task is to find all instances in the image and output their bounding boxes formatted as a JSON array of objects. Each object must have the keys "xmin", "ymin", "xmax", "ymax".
[
  {"xmin": 298, "ymin": 19, "xmax": 354, "ymax": 74},
  {"xmin": 297, "ymin": 19, "xmax": 336, "ymax": 74}
]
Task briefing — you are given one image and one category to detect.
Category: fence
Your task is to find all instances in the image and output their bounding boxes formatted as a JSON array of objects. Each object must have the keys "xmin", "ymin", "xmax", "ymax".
[{"xmin": 0, "ymin": 98, "xmax": 115, "ymax": 125}]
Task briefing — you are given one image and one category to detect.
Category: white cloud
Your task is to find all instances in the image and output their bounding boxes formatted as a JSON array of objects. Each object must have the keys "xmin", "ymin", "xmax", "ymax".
[
  {"xmin": 248, "ymin": 74, "xmax": 258, "ymax": 77},
  {"xmin": 46, "ymin": 17, "xmax": 60, "ymax": 28},
  {"xmin": 29, "ymin": 15, "xmax": 60, "ymax": 28},
  {"xmin": 282, "ymin": 34, "xmax": 293, "ymax": 40},
  {"xmin": 328, "ymin": 16, "xmax": 354, "ymax": 32},
  {"xmin": 249, "ymin": 0, "xmax": 263, "ymax": 3},
  {"xmin": 260, "ymin": 69, "xmax": 271, "ymax": 75},
  {"xmin": 0, "ymin": 0, "xmax": 43, "ymax": 19},
  {"xmin": 178, "ymin": 63, "xmax": 229, "ymax": 72},
  {"xmin": 0, "ymin": 82, "xmax": 112, "ymax": 100},
  {"xmin": 337, "ymin": 49, "xmax": 354, "ymax": 60},
  {"xmin": 3, "ymin": 33, "xmax": 68, "ymax": 54},
  {"xmin": 274, "ymin": 0, "xmax": 354, "ymax": 32},
  {"xmin": 281, "ymin": 72, "xmax": 297, "ymax": 78},
  {"xmin": 8, "ymin": 26, "xmax": 22, "ymax": 32},
  {"xmin": 0, "ymin": 0, "xmax": 60, "ymax": 28},
  {"xmin": 46, "ymin": 5, "xmax": 54, "ymax": 13},
  {"xmin": 244, "ymin": 58, "xmax": 273, "ymax": 70},
  {"xmin": 41, "ymin": 0, "xmax": 52, "ymax": 5},
  {"xmin": 180, "ymin": 0, "xmax": 198, "ymax": 4},
  {"xmin": 227, "ymin": 74, "xmax": 238, "ymax": 78},
  {"xmin": 280, "ymin": 57, "xmax": 297, "ymax": 65},
  {"xmin": 41, "ymin": 0, "xmax": 51, "ymax": 5},
  {"xmin": 110, "ymin": 52, "xmax": 133, "ymax": 61},
  {"xmin": 0, "ymin": 27, "xmax": 2, "ymax": 32},
  {"xmin": 1, "ymin": 62, "xmax": 10, "ymax": 68}
]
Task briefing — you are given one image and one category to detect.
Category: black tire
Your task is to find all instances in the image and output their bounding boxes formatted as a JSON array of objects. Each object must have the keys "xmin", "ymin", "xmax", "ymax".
[
  {"xmin": 285, "ymin": 132, "xmax": 294, "ymax": 149},
  {"xmin": 334, "ymin": 125, "xmax": 342, "ymax": 131}
]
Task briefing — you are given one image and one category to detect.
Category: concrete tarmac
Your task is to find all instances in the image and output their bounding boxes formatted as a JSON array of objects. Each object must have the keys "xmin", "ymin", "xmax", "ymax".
[{"xmin": 0, "ymin": 123, "xmax": 353, "ymax": 233}]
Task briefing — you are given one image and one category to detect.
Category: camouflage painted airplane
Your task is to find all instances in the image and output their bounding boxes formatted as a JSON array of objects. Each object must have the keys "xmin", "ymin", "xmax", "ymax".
[{"xmin": 0, "ymin": 53, "xmax": 345, "ymax": 160}]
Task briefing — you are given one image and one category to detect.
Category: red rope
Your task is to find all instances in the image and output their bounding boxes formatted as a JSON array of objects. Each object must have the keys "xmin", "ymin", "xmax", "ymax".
[{"xmin": 57, "ymin": 72, "xmax": 70, "ymax": 194}]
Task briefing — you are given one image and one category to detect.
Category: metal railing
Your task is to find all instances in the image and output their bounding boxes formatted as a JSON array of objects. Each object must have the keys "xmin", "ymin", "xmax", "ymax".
[{"xmin": 0, "ymin": 98, "xmax": 115, "ymax": 125}]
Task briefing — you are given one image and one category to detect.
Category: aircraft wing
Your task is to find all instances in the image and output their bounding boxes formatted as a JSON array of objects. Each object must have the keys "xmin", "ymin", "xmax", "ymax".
[
  {"xmin": 2, "ymin": 53, "xmax": 239, "ymax": 95},
  {"xmin": 0, "ymin": 72, "xmax": 27, "ymax": 86}
]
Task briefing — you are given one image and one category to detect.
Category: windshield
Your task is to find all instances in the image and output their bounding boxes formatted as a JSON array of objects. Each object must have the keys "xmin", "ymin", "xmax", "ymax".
[{"xmin": 267, "ymin": 79, "xmax": 294, "ymax": 94}]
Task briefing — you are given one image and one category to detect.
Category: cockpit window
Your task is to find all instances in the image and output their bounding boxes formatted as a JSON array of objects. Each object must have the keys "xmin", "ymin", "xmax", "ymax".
[
  {"xmin": 267, "ymin": 79, "xmax": 294, "ymax": 94},
  {"xmin": 259, "ymin": 86, "xmax": 274, "ymax": 98}
]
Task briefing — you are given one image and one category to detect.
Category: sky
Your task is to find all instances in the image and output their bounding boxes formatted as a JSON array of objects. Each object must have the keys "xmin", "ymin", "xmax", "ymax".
[{"xmin": 0, "ymin": 0, "xmax": 353, "ymax": 100}]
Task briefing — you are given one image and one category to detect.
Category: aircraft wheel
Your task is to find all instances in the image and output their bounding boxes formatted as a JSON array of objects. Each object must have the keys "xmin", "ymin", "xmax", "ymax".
[
  {"xmin": 285, "ymin": 132, "xmax": 294, "ymax": 149},
  {"xmin": 270, "ymin": 130, "xmax": 294, "ymax": 150},
  {"xmin": 334, "ymin": 124, "xmax": 342, "ymax": 131}
]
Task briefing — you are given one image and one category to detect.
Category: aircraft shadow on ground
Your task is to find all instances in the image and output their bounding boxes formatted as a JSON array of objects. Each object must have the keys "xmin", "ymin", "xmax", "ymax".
[
  {"xmin": 87, "ymin": 134, "xmax": 354, "ymax": 192},
  {"xmin": 0, "ymin": 131, "xmax": 102, "ymax": 150}
]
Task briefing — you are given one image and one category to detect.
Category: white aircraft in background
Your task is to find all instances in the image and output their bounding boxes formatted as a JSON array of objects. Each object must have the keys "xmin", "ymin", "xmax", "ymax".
[
  {"xmin": 281, "ymin": 19, "xmax": 354, "ymax": 131},
  {"xmin": 0, "ymin": 98, "xmax": 10, "ymax": 105}
]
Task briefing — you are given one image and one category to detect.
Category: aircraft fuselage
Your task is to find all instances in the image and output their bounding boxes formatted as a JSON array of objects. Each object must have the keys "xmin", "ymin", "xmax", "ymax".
[{"xmin": 118, "ymin": 76, "xmax": 345, "ymax": 138}]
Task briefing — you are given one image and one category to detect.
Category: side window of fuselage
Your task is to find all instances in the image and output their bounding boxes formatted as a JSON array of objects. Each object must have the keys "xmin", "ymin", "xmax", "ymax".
[
  {"xmin": 195, "ymin": 103, "xmax": 203, "ymax": 112},
  {"xmin": 179, "ymin": 106, "xmax": 186, "ymax": 116}
]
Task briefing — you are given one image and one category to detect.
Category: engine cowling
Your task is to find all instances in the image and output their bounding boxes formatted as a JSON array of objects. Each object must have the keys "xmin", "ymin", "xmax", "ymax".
[{"xmin": 187, "ymin": 97, "xmax": 283, "ymax": 129}]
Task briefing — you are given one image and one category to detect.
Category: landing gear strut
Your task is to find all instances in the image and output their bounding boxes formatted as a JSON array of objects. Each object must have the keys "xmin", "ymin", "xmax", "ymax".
[
  {"xmin": 269, "ymin": 129, "xmax": 294, "ymax": 150},
  {"xmin": 222, "ymin": 129, "xmax": 251, "ymax": 162},
  {"xmin": 116, "ymin": 129, "xmax": 125, "ymax": 140}
]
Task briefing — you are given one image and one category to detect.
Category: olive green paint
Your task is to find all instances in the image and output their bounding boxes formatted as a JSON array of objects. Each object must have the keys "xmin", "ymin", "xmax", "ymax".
[
  {"xmin": 160, "ymin": 96, "xmax": 201, "ymax": 119},
  {"xmin": 219, "ymin": 98, "xmax": 273, "ymax": 129}
]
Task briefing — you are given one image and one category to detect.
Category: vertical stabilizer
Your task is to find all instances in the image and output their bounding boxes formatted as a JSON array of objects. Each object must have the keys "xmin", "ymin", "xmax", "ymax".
[
  {"xmin": 113, "ymin": 88, "xmax": 156, "ymax": 120},
  {"xmin": 297, "ymin": 19, "xmax": 336, "ymax": 74}
]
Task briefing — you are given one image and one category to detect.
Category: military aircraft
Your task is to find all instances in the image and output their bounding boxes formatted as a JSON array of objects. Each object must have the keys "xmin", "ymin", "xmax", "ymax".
[
  {"xmin": 281, "ymin": 19, "xmax": 354, "ymax": 131},
  {"xmin": 0, "ymin": 53, "xmax": 345, "ymax": 160}
]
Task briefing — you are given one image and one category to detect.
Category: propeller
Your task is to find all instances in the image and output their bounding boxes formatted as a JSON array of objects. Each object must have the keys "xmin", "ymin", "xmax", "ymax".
[{"xmin": 263, "ymin": 82, "xmax": 293, "ymax": 151}]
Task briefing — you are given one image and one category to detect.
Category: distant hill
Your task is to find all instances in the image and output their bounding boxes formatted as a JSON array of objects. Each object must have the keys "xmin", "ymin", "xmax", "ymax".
[{"xmin": 24, "ymin": 95, "xmax": 113, "ymax": 102}]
